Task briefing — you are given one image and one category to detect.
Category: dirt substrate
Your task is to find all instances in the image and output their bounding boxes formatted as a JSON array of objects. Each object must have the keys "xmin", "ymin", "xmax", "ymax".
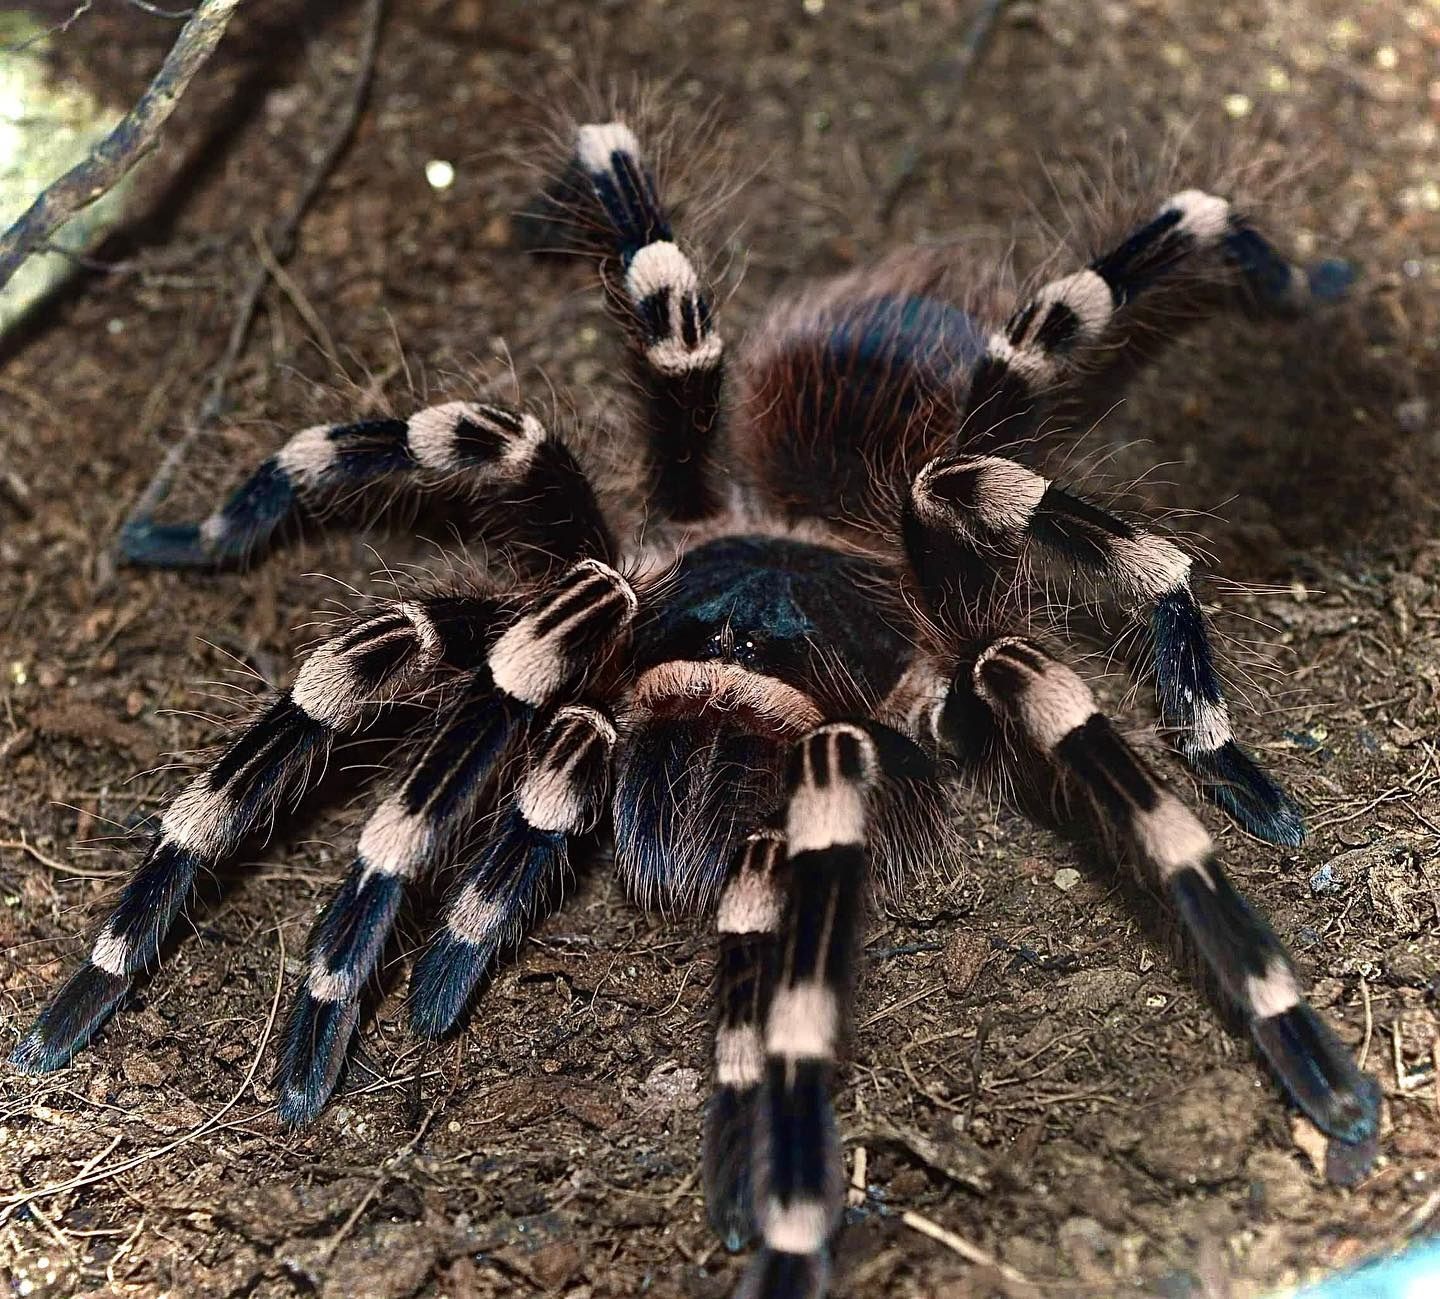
[{"xmin": 2, "ymin": 2, "xmax": 1438, "ymax": 1296}]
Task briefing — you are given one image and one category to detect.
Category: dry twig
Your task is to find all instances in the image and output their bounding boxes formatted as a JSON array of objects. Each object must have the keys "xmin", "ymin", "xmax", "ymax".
[
  {"xmin": 901, "ymin": 1208, "xmax": 1037, "ymax": 1293},
  {"xmin": 0, "ymin": 0, "xmax": 242, "ymax": 294},
  {"xmin": 119, "ymin": 0, "xmax": 386, "ymax": 545},
  {"xmin": 0, "ymin": 928, "xmax": 286, "ymax": 1221}
]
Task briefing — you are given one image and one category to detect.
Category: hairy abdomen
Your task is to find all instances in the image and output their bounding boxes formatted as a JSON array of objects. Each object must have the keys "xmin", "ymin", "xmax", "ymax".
[{"xmin": 738, "ymin": 291, "xmax": 986, "ymax": 526}]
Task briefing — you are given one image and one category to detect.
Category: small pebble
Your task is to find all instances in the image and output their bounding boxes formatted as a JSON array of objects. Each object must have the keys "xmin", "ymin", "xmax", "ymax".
[
  {"xmin": 1396, "ymin": 397, "xmax": 1430, "ymax": 435},
  {"xmin": 1053, "ymin": 867, "xmax": 1082, "ymax": 892}
]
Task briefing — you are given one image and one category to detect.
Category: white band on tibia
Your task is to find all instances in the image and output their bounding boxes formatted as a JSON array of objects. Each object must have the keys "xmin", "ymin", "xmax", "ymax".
[
  {"xmin": 1246, "ymin": 959, "xmax": 1302, "ymax": 1019},
  {"xmin": 90, "ymin": 929, "xmax": 131, "ymax": 977},
  {"xmin": 1107, "ymin": 534, "xmax": 1192, "ymax": 603},
  {"xmin": 1166, "ymin": 189, "xmax": 1232, "ymax": 243},
  {"xmin": 763, "ymin": 1198, "xmax": 831, "ymax": 1254},
  {"xmin": 766, "ymin": 982, "xmax": 840, "ymax": 1061},
  {"xmin": 1133, "ymin": 795, "xmax": 1214, "ymax": 879},
  {"xmin": 715, "ymin": 1024, "xmax": 765, "ymax": 1088},
  {"xmin": 446, "ymin": 885, "xmax": 508, "ymax": 944},
  {"xmin": 717, "ymin": 861, "xmax": 784, "ymax": 935},
  {"xmin": 274, "ymin": 425, "xmax": 337, "ymax": 487},
  {"xmin": 160, "ymin": 777, "xmax": 241, "ymax": 858},
  {"xmin": 357, "ymin": 796, "xmax": 432, "ymax": 881}
]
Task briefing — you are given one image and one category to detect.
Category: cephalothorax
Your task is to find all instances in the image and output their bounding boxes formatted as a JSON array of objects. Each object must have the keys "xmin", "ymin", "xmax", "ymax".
[{"xmin": 14, "ymin": 120, "xmax": 1379, "ymax": 1297}]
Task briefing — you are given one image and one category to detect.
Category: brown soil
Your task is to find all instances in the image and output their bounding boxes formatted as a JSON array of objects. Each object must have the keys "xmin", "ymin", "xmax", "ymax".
[{"xmin": 2, "ymin": 2, "xmax": 1437, "ymax": 1297}]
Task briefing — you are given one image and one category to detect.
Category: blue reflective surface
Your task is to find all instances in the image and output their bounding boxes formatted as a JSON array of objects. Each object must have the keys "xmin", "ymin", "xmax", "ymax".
[{"xmin": 1283, "ymin": 1238, "xmax": 1440, "ymax": 1299}]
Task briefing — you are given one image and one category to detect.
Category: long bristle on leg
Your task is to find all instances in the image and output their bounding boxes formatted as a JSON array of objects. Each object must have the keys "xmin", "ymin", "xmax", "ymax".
[
  {"xmin": 11, "ymin": 599, "xmax": 478, "ymax": 1073},
  {"xmin": 705, "ymin": 829, "xmax": 787, "ymax": 1253},
  {"xmin": 276, "ymin": 677, "xmax": 529, "ymax": 1124},
  {"xmin": 972, "ymin": 638, "xmax": 1379, "ymax": 1148},
  {"xmin": 121, "ymin": 402, "xmax": 613, "ymax": 570},
  {"xmin": 907, "ymin": 454, "xmax": 1304, "ymax": 844},
  {"xmin": 409, "ymin": 704, "xmax": 616, "ymax": 1038},
  {"xmin": 739, "ymin": 723, "xmax": 881, "ymax": 1299}
]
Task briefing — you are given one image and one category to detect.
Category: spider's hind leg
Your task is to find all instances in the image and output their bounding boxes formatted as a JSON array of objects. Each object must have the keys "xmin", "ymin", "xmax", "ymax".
[
  {"xmin": 961, "ymin": 188, "xmax": 1346, "ymax": 449},
  {"xmin": 968, "ymin": 637, "xmax": 1380, "ymax": 1148}
]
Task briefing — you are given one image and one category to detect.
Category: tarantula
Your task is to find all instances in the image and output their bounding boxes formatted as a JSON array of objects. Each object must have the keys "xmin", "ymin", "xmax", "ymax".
[{"xmin": 14, "ymin": 120, "xmax": 1380, "ymax": 1297}]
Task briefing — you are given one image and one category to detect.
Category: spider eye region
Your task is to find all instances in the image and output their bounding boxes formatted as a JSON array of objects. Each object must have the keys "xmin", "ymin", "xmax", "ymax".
[{"xmin": 703, "ymin": 628, "xmax": 768, "ymax": 667}]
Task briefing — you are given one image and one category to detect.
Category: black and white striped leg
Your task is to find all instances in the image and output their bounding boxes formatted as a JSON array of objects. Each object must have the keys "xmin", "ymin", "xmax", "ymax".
[
  {"xmin": 971, "ymin": 638, "xmax": 1380, "ymax": 1145},
  {"xmin": 704, "ymin": 829, "xmax": 787, "ymax": 1253},
  {"xmin": 276, "ymin": 677, "xmax": 528, "ymax": 1123},
  {"xmin": 120, "ymin": 401, "xmax": 613, "ymax": 569},
  {"xmin": 409, "ymin": 704, "xmax": 616, "ymax": 1038},
  {"xmin": 278, "ymin": 561, "xmax": 635, "ymax": 1119},
  {"xmin": 740, "ymin": 724, "xmax": 879, "ymax": 1299},
  {"xmin": 13, "ymin": 559, "xmax": 636, "ymax": 1076},
  {"xmin": 575, "ymin": 122, "xmax": 725, "ymax": 520},
  {"xmin": 963, "ymin": 189, "xmax": 1323, "ymax": 441},
  {"xmin": 907, "ymin": 454, "xmax": 1304, "ymax": 845},
  {"xmin": 10, "ymin": 598, "xmax": 480, "ymax": 1073}
]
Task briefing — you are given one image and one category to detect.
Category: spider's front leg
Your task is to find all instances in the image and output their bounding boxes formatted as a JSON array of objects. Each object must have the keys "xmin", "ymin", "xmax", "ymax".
[
  {"xmin": 10, "ymin": 592, "xmax": 495, "ymax": 1071},
  {"xmin": 965, "ymin": 638, "xmax": 1380, "ymax": 1145},
  {"xmin": 704, "ymin": 828, "xmax": 787, "ymax": 1252},
  {"xmin": 406, "ymin": 702, "xmax": 617, "ymax": 1041},
  {"xmin": 12, "ymin": 558, "xmax": 636, "ymax": 1088},
  {"xmin": 271, "ymin": 559, "xmax": 636, "ymax": 1121},
  {"xmin": 564, "ymin": 120, "xmax": 727, "ymax": 520},
  {"xmin": 905, "ymin": 452, "xmax": 1303, "ymax": 843},
  {"xmin": 705, "ymin": 723, "xmax": 935, "ymax": 1299},
  {"xmin": 120, "ymin": 400, "xmax": 612, "ymax": 571}
]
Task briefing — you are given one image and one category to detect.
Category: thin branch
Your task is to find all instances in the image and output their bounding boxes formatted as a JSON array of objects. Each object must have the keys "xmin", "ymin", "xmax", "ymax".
[
  {"xmin": 120, "ymin": 0, "xmax": 386, "ymax": 542},
  {"xmin": 0, "ymin": 0, "xmax": 243, "ymax": 292},
  {"xmin": 1, "ymin": 2, "xmax": 95, "ymax": 56},
  {"xmin": 877, "ymin": 0, "xmax": 1010, "ymax": 225},
  {"xmin": 0, "ymin": 927, "xmax": 286, "ymax": 1221},
  {"xmin": 901, "ymin": 1208, "xmax": 1037, "ymax": 1291}
]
